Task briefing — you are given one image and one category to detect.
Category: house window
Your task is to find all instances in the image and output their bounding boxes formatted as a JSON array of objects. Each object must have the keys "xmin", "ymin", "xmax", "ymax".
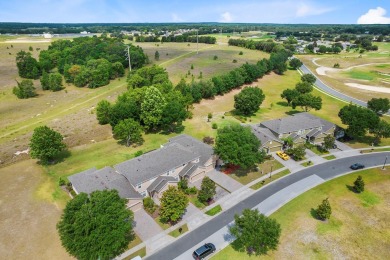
[
  {"xmin": 137, "ymin": 184, "xmax": 141, "ymax": 189},
  {"xmin": 141, "ymin": 191, "xmax": 147, "ymax": 197}
]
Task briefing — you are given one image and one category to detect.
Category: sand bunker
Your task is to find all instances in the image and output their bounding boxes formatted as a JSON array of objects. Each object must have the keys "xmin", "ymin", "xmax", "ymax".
[{"xmin": 345, "ymin": 83, "xmax": 390, "ymax": 93}]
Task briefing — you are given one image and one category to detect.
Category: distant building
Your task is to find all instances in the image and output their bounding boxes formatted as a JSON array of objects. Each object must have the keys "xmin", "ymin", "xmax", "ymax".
[{"xmin": 43, "ymin": 33, "xmax": 52, "ymax": 39}]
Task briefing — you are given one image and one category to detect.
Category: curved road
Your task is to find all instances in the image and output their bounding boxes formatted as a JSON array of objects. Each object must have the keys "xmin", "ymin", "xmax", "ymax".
[
  {"xmin": 299, "ymin": 64, "xmax": 367, "ymax": 107},
  {"xmin": 146, "ymin": 152, "xmax": 390, "ymax": 260}
]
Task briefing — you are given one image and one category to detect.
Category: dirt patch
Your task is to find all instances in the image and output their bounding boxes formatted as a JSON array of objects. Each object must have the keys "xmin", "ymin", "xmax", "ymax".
[
  {"xmin": 0, "ymin": 160, "xmax": 72, "ymax": 259},
  {"xmin": 345, "ymin": 83, "xmax": 390, "ymax": 93}
]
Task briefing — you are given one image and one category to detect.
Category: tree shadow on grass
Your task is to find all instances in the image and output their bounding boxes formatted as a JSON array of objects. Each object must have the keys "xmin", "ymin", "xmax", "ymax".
[
  {"xmin": 346, "ymin": 184, "xmax": 356, "ymax": 193},
  {"xmin": 285, "ymin": 110, "xmax": 301, "ymax": 116},
  {"xmin": 276, "ymin": 101, "xmax": 289, "ymax": 107},
  {"xmin": 310, "ymin": 208, "xmax": 318, "ymax": 220},
  {"xmin": 38, "ymin": 149, "xmax": 71, "ymax": 165}
]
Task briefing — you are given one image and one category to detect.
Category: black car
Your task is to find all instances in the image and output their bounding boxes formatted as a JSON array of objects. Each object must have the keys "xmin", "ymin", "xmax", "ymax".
[
  {"xmin": 350, "ymin": 163, "xmax": 365, "ymax": 170},
  {"xmin": 193, "ymin": 243, "xmax": 216, "ymax": 259}
]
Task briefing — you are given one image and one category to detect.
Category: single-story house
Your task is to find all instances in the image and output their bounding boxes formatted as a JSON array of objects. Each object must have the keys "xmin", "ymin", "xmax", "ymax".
[
  {"xmin": 250, "ymin": 112, "xmax": 336, "ymax": 153},
  {"xmin": 68, "ymin": 134, "xmax": 215, "ymax": 211}
]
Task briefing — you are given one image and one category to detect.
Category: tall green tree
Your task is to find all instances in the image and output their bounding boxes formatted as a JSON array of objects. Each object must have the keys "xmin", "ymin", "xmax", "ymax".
[
  {"xmin": 295, "ymin": 81, "xmax": 313, "ymax": 94},
  {"xmin": 29, "ymin": 126, "xmax": 66, "ymax": 164},
  {"xmin": 338, "ymin": 104, "xmax": 380, "ymax": 138},
  {"xmin": 281, "ymin": 88, "xmax": 300, "ymax": 106},
  {"xmin": 234, "ymin": 87, "xmax": 265, "ymax": 116},
  {"xmin": 215, "ymin": 124, "xmax": 265, "ymax": 169},
  {"xmin": 13, "ymin": 79, "xmax": 37, "ymax": 99},
  {"xmin": 155, "ymin": 50, "xmax": 160, "ymax": 61},
  {"xmin": 48, "ymin": 72, "xmax": 63, "ymax": 91},
  {"xmin": 159, "ymin": 186, "xmax": 189, "ymax": 223},
  {"xmin": 370, "ymin": 120, "xmax": 390, "ymax": 145},
  {"xmin": 141, "ymin": 86, "xmax": 167, "ymax": 130},
  {"xmin": 289, "ymin": 58, "xmax": 303, "ymax": 69},
  {"xmin": 323, "ymin": 135, "xmax": 336, "ymax": 151},
  {"xmin": 40, "ymin": 71, "xmax": 50, "ymax": 90},
  {"xmin": 367, "ymin": 98, "xmax": 390, "ymax": 115},
  {"xmin": 353, "ymin": 176, "xmax": 365, "ymax": 193},
  {"xmin": 96, "ymin": 100, "xmax": 112, "ymax": 125},
  {"xmin": 16, "ymin": 50, "xmax": 40, "ymax": 79},
  {"xmin": 161, "ymin": 91, "xmax": 188, "ymax": 132},
  {"xmin": 198, "ymin": 177, "xmax": 216, "ymax": 203},
  {"xmin": 301, "ymin": 74, "xmax": 316, "ymax": 84},
  {"xmin": 113, "ymin": 118, "xmax": 144, "ymax": 147},
  {"xmin": 292, "ymin": 93, "xmax": 322, "ymax": 111},
  {"xmin": 229, "ymin": 209, "xmax": 281, "ymax": 256},
  {"xmin": 57, "ymin": 190, "xmax": 134, "ymax": 260},
  {"xmin": 316, "ymin": 198, "xmax": 332, "ymax": 220}
]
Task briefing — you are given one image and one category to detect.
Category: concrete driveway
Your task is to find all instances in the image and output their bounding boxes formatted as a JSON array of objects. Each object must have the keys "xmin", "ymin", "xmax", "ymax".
[
  {"xmin": 133, "ymin": 209, "xmax": 163, "ymax": 241},
  {"xmin": 206, "ymin": 169, "xmax": 243, "ymax": 193},
  {"xmin": 272, "ymin": 152, "xmax": 304, "ymax": 172}
]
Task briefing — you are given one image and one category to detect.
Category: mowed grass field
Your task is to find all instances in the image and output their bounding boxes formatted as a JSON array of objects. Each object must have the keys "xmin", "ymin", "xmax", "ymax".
[
  {"xmin": 298, "ymin": 42, "xmax": 390, "ymax": 101},
  {"xmin": 212, "ymin": 167, "xmax": 390, "ymax": 260}
]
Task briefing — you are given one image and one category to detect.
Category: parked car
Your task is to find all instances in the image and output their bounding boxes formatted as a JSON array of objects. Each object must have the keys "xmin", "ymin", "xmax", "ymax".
[
  {"xmin": 350, "ymin": 163, "xmax": 365, "ymax": 170},
  {"xmin": 193, "ymin": 243, "xmax": 216, "ymax": 259},
  {"xmin": 276, "ymin": 151, "xmax": 290, "ymax": 160}
]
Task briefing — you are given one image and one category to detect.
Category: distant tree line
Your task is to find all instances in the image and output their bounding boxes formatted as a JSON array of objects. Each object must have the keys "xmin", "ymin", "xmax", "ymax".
[
  {"xmin": 135, "ymin": 34, "xmax": 216, "ymax": 44},
  {"xmin": 15, "ymin": 36, "xmax": 148, "ymax": 89}
]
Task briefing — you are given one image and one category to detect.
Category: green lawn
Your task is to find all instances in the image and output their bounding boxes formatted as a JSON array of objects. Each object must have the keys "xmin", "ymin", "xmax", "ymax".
[
  {"xmin": 323, "ymin": 155, "xmax": 336, "ymax": 160},
  {"xmin": 250, "ymin": 169, "xmax": 290, "ymax": 190},
  {"xmin": 168, "ymin": 224, "xmax": 189, "ymax": 238},
  {"xmin": 205, "ymin": 205, "xmax": 222, "ymax": 216},
  {"xmin": 228, "ymin": 160, "xmax": 284, "ymax": 185},
  {"xmin": 301, "ymin": 161, "xmax": 314, "ymax": 167},
  {"xmin": 309, "ymin": 145, "xmax": 329, "ymax": 155},
  {"xmin": 213, "ymin": 168, "xmax": 390, "ymax": 259},
  {"xmin": 189, "ymin": 196, "xmax": 206, "ymax": 209}
]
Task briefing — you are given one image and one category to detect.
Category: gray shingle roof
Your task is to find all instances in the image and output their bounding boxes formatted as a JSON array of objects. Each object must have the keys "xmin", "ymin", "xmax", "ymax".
[
  {"xmin": 179, "ymin": 162, "xmax": 198, "ymax": 178},
  {"xmin": 147, "ymin": 176, "xmax": 178, "ymax": 193},
  {"xmin": 307, "ymin": 129, "xmax": 321, "ymax": 138},
  {"xmin": 250, "ymin": 125, "xmax": 282, "ymax": 146},
  {"xmin": 260, "ymin": 112, "xmax": 329, "ymax": 135},
  {"xmin": 169, "ymin": 134, "xmax": 214, "ymax": 166},
  {"xmin": 68, "ymin": 166, "xmax": 142, "ymax": 199},
  {"xmin": 115, "ymin": 142, "xmax": 199, "ymax": 185}
]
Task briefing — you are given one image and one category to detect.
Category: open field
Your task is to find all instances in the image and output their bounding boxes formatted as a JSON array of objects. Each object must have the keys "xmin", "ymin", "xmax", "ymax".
[
  {"xmin": 213, "ymin": 167, "xmax": 390, "ymax": 260},
  {"xmin": 298, "ymin": 42, "xmax": 390, "ymax": 101},
  {"xmin": 0, "ymin": 160, "xmax": 71, "ymax": 259},
  {"xmin": 135, "ymin": 41, "xmax": 269, "ymax": 84}
]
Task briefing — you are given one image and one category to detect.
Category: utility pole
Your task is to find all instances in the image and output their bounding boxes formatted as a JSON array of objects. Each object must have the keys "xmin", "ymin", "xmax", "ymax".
[
  {"xmin": 382, "ymin": 156, "xmax": 388, "ymax": 170},
  {"xmin": 126, "ymin": 45, "xmax": 132, "ymax": 72}
]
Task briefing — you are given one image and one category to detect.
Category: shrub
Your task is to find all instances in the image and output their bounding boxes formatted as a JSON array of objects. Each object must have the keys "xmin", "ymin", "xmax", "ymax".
[
  {"xmin": 208, "ymin": 113, "xmax": 212, "ymax": 121},
  {"xmin": 213, "ymin": 55, "xmax": 218, "ymax": 60},
  {"xmin": 185, "ymin": 187, "xmax": 197, "ymax": 195},
  {"xmin": 239, "ymin": 51, "xmax": 243, "ymax": 55},
  {"xmin": 178, "ymin": 178, "xmax": 188, "ymax": 190},
  {"xmin": 232, "ymin": 59, "xmax": 238, "ymax": 63},
  {"xmin": 353, "ymin": 175, "xmax": 365, "ymax": 193},
  {"xmin": 212, "ymin": 123, "xmax": 218, "ymax": 129},
  {"xmin": 58, "ymin": 178, "xmax": 66, "ymax": 186},
  {"xmin": 316, "ymin": 198, "xmax": 332, "ymax": 220},
  {"xmin": 143, "ymin": 197, "xmax": 157, "ymax": 214},
  {"xmin": 203, "ymin": 136, "xmax": 215, "ymax": 145},
  {"xmin": 191, "ymin": 64, "xmax": 194, "ymax": 69},
  {"xmin": 333, "ymin": 63, "xmax": 340, "ymax": 68},
  {"xmin": 134, "ymin": 150, "xmax": 143, "ymax": 157}
]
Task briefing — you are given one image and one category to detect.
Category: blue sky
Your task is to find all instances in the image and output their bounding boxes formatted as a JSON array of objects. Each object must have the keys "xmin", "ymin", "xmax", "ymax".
[{"xmin": 1, "ymin": 0, "xmax": 390, "ymax": 24}]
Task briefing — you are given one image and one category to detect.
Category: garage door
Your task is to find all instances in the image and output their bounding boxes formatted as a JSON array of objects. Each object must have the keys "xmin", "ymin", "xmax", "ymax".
[
  {"xmin": 190, "ymin": 171, "xmax": 205, "ymax": 182},
  {"xmin": 128, "ymin": 200, "xmax": 142, "ymax": 212}
]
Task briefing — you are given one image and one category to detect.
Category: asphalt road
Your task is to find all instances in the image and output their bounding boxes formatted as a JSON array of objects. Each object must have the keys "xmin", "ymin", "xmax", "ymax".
[
  {"xmin": 299, "ymin": 64, "xmax": 367, "ymax": 107},
  {"xmin": 146, "ymin": 152, "xmax": 390, "ymax": 260}
]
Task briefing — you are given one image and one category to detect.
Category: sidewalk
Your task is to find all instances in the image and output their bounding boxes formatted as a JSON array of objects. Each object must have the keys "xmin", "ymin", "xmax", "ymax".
[{"xmin": 117, "ymin": 146, "xmax": 390, "ymax": 259}]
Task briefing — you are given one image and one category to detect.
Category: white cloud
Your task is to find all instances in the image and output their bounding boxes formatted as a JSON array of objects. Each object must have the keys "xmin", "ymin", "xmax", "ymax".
[
  {"xmin": 220, "ymin": 12, "xmax": 233, "ymax": 23},
  {"xmin": 357, "ymin": 7, "xmax": 390, "ymax": 24},
  {"xmin": 171, "ymin": 13, "xmax": 184, "ymax": 22},
  {"xmin": 295, "ymin": 2, "xmax": 333, "ymax": 17}
]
